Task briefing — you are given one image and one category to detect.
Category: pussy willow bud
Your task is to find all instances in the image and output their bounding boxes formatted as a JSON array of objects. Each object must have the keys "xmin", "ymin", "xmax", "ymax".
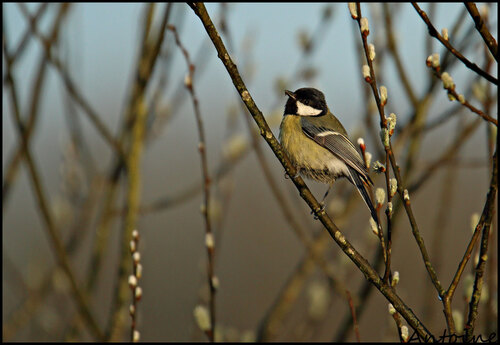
[
  {"xmin": 348, "ymin": 3, "xmax": 358, "ymax": 19},
  {"xmin": 389, "ymin": 178, "xmax": 398, "ymax": 197},
  {"xmin": 441, "ymin": 28, "xmax": 449, "ymax": 40},
  {"xmin": 362, "ymin": 64, "xmax": 371, "ymax": 82},
  {"xmin": 194, "ymin": 305, "xmax": 211, "ymax": 332},
  {"xmin": 401, "ymin": 326, "xmax": 409, "ymax": 342},
  {"xmin": 368, "ymin": 43, "xmax": 376, "ymax": 61},
  {"xmin": 380, "ymin": 86, "xmax": 388, "ymax": 106},
  {"xmin": 375, "ymin": 188, "xmax": 385, "ymax": 206},
  {"xmin": 360, "ymin": 17, "xmax": 369, "ymax": 35},
  {"xmin": 441, "ymin": 72, "xmax": 455, "ymax": 90}
]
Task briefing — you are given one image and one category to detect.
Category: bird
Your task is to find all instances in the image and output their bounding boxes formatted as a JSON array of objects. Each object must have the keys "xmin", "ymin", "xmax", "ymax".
[{"xmin": 279, "ymin": 87, "xmax": 379, "ymax": 225}]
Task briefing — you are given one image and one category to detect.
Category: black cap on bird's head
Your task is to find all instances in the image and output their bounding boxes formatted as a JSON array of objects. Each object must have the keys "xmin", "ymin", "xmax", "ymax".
[{"xmin": 284, "ymin": 87, "xmax": 327, "ymax": 116}]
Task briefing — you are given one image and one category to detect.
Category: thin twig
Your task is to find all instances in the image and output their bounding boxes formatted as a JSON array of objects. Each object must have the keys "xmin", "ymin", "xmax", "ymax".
[
  {"xmin": 168, "ymin": 23, "xmax": 217, "ymax": 342},
  {"xmin": 411, "ymin": 2, "xmax": 497, "ymax": 85},
  {"xmin": 345, "ymin": 290, "xmax": 361, "ymax": 342},
  {"xmin": 426, "ymin": 64, "xmax": 497, "ymax": 126}
]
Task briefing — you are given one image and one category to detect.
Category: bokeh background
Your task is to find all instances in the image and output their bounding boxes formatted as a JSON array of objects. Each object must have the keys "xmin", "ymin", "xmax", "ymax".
[{"xmin": 3, "ymin": 3, "xmax": 497, "ymax": 342}]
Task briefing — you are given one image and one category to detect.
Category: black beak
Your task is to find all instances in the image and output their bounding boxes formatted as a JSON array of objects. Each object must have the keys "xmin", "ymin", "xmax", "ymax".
[{"xmin": 284, "ymin": 90, "xmax": 296, "ymax": 100}]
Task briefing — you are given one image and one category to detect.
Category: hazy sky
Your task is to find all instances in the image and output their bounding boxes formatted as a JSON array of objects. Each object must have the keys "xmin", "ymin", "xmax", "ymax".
[{"xmin": 5, "ymin": 2, "xmax": 489, "ymax": 135}]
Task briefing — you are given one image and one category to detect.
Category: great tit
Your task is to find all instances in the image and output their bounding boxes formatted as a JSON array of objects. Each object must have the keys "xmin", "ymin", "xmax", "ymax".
[{"xmin": 279, "ymin": 87, "xmax": 379, "ymax": 225}]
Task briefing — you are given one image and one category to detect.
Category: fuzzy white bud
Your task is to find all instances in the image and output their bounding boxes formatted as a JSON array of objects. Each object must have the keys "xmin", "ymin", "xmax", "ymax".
[
  {"xmin": 205, "ymin": 233, "xmax": 215, "ymax": 249},
  {"xmin": 132, "ymin": 229, "xmax": 139, "ymax": 241},
  {"xmin": 357, "ymin": 137, "xmax": 365, "ymax": 148},
  {"xmin": 388, "ymin": 303, "xmax": 396, "ymax": 315},
  {"xmin": 211, "ymin": 276, "xmax": 220, "ymax": 290},
  {"xmin": 365, "ymin": 152, "xmax": 372, "ymax": 169},
  {"xmin": 135, "ymin": 286, "xmax": 143, "ymax": 300},
  {"xmin": 184, "ymin": 73, "xmax": 192, "ymax": 89},
  {"xmin": 133, "ymin": 330, "xmax": 140, "ymax": 342},
  {"xmin": 389, "ymin": 178, "xmax": 398, "ymax": 197},
  {"xmin": 403, "ymin": 189, "xmax": 410, "ymax": 202},
  {"xmin": 401, "ymin": 326, "xmax": 409, "ymax": 342},
  {"xmin": 130, "ymin": 240, "xmax": 136, "ymax": 253},
  {"xmin": 380, "ymin": 86, "xmax": 388, "ymax": 105},
  {"xmin": 375, "ymin": 188, "xmax": 386, "ymax": 205},
  {"xmin": 362, "ymin": 64, "xmax": 370, "ymax": 79},
  {"xmin": 387, "ymin": 113, "xmax": 397, "ymax": 133},
  {"xmin": 128, "ymin": 275, "xmax": 138, "ymax": 288},
  {"xmin": 392, "ymin": 271, "xmax": 399, "ymax": 286},
  {"xmin": 431, "ymin": 53, "xmax": 440, "ymax": 68},
  {"xmin": 441, "ymin": 28, "xmax": 449, "ymax": 40},
  {"xmin": 194, "ymin": 305, "xmax": 211, "ymax": 332},
  {"xmin": 380, "ymin": 128, "xmax": 390, "ymax": 147},
  {"xmin": 458, "ymin": 94, "xmax": 465, "ymax": 104},
  {"xmin": 441, "ymin": 72, "xmax": 455, "ymax": 90},
  {"xmin": 348, "ymin": 3, "xmax": 358, "ymax": 19},
  {"xmin": 360, "ymin": 17, "xmax": 369, "ymax": 35},
  {"xmin": 368, "ymin": 43, "xmax": 376, "ymax": 61},
  {"xmin": 136, "ymin": 263, "xmax": 143, "ymax": 279},
  {"xmin": 133, "ymin": 252, "xmax": 141, "ymax": 264}
]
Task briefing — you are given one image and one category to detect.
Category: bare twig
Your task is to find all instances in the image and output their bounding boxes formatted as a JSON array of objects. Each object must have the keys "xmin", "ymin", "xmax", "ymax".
[
  {"xmin": 345, "ymin": 290, "xmax": 361, "ymax": 342},
  {"xmin": 168, "ymin": 23, "xmax": 217, "ymax": 342}
]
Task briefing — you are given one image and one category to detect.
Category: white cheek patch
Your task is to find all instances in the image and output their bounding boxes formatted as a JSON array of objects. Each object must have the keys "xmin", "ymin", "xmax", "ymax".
[{"xmin": 296, "ymin": 100, "xmax": 323, "ymax": 116}]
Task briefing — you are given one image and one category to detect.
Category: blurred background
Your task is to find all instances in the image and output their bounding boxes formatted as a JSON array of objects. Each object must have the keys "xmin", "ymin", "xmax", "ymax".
[{"xmin": 2, "ymin": 3, "xmax": 497, "ymax": 342}]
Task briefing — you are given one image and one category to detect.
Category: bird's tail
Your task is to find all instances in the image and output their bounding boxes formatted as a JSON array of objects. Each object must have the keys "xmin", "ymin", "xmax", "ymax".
[{"xmin": 347, "ymin": 167, "xmax": 380, "ymax": 227}]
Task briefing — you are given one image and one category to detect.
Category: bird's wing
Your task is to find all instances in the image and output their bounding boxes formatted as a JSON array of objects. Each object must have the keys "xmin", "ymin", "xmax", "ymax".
[{"xmin": 300, "ymin": 116, "xmax": 372, "ymax": 185}]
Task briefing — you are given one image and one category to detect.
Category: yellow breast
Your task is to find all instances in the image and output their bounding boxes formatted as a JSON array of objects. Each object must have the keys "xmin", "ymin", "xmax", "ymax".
[{"xmin": 279, "ymin": 115, "xmax": 345, "ymax": 183}]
